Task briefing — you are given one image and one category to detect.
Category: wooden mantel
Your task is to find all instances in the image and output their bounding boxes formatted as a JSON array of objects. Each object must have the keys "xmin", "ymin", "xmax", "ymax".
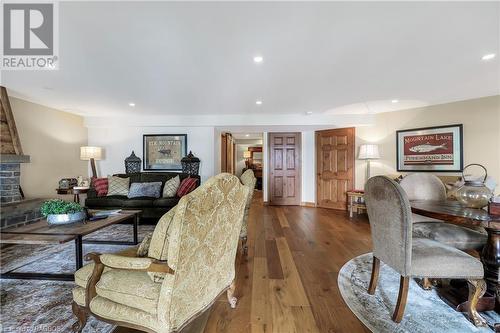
[{"xmin": 0, "ymin": 86, "xmax": 25, "ymax": 156}]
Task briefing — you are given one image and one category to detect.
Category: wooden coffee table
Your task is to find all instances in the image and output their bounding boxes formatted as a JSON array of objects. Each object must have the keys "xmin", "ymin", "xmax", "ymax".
[{"xmin": 1, "ymin": 210, "xmax": 140, "ymax": 281}]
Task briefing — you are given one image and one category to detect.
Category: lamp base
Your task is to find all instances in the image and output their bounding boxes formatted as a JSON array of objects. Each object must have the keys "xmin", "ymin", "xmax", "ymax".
[{"xmin": 90, "ymin": 158, "xmax": 97, "ymax": 178}]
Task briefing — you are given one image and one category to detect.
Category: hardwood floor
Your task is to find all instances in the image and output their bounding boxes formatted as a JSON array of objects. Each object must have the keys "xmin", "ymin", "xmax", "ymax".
[
  {"xmin": 114, "ymin": 192, "xmax": 372, "ymax": 333},
  {"xmin": 204, "ymin": 192, "xmax": 372, "ymax": 333}
]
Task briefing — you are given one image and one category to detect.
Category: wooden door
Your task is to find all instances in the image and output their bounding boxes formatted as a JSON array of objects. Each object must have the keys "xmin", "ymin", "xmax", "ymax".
[
  {"xmin": 316, "ymin": 128, "xmax": 355, "ymax": 210},
  {"xmin": 269, "ymin": 133, "xmax": 301, "ymax": 205},
  {"xmin": 221, "ymin": 133, "xmax": 235, "ymax": 174}
]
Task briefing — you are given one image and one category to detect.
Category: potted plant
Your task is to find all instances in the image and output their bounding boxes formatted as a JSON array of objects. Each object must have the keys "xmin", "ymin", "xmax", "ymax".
[{"xmin": 41, "ymin": 199, "xmax": 86, "ymax": 225}]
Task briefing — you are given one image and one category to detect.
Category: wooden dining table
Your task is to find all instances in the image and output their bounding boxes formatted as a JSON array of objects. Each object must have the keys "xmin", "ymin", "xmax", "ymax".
[{"xmin": 411, "ymin": 200, "xmax": 500, "ymax": 312}]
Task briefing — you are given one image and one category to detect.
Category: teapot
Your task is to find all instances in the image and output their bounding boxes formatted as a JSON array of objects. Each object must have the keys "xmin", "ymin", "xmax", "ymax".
[{"xmin": 456, "ymin": 164, "xmax": 493, "ymax": 209}]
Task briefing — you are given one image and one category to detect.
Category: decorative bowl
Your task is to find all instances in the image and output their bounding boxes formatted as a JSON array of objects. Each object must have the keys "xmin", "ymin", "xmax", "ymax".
[{"xmin": 47, "ymin": 211, "xmax": 86, "ymax": 225}]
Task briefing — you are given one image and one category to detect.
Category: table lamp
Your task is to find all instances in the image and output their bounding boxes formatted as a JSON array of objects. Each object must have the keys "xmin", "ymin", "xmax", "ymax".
[
  {"xmin": 358, "ymin": 144, "xmax": 380, "ymax": 182},
  {"xmin": 243, "ymin": 151, "xmax": 251, "ymax": 168},
  {"xmin": 80, "ymin": 146, "xmax": 102, "ymax": 178}
]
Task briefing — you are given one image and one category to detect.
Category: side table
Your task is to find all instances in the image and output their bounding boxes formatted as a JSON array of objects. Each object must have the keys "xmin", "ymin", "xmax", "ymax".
[
  {"xmin": 56, "ymin": 187, "xmax": 89, "ymax": 204},
  {"xmin": 346, "ymin": 191, "xmax": 366, "ymax": 218}
]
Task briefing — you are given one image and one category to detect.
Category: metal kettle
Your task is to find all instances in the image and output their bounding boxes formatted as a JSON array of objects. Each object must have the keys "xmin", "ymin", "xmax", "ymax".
[{"xmin": 456, "ymin": 164, "xmax": 493, "ymax": 209}]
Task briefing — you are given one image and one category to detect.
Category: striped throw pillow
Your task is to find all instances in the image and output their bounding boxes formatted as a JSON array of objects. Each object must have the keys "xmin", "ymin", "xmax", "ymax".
[
  {"xmin": 176, "ymin": 177, "xmax": 197, "ymax": 197},
  {"xmin": 92, "ymin": 177, "xmax": 108, "ymax": 197}
]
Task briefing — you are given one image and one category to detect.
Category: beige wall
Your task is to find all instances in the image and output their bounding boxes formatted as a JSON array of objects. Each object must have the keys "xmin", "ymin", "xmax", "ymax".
[
  {"xmin": 10, "ymin": 97, "xmax": 88, "ymax": 198},
  {"xmin": 355, "ymin": 95, "xmax": 500, "ymax": 194}
]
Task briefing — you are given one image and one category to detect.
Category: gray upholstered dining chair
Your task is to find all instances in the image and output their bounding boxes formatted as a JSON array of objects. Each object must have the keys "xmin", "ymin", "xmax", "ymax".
[
  {"xmin": 399, "ymin": 173, "xmax": 487, "ymax": 251},
  {"xmin": 365, "ymin": 176, "xmax": 487, "ymax": 326}
]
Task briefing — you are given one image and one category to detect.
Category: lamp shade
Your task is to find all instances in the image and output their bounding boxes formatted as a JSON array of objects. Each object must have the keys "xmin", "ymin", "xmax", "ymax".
[
  {"xmin": 243, "ymin": 151, "xmax": 251, "ymax": 158},
  {"xmin": 358, "ymin": 144, "xmax": 380, "ymax": 160},
  {"xmin": 80, "ymin": 146, "xmax": 102, "ymax": 160}
]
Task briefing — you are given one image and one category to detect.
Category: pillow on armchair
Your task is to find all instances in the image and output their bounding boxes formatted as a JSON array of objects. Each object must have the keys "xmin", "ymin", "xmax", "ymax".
[{"xmin": 177, "ymin": 177, "xmax": 197, "ymax": 197}]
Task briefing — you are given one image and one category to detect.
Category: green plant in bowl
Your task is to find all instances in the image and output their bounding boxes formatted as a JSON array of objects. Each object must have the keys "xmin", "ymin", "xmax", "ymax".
[{"xmin": 41, "ymin": 199, "xmax": 85, "ymax": 225}]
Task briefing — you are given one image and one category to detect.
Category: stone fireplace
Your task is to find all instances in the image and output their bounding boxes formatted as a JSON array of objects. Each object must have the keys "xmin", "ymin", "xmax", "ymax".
[{"xmin": 1, "ymin": 86, "xmax": 44, "ymax": 229}]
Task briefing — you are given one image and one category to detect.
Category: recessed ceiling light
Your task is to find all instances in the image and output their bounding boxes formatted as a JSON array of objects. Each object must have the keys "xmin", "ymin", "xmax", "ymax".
[
  {"xmin": 245, "ymin": 134, "xmax": 250, "ymax": 137},
  {"xmin": 482, "ymin": 53, "xmax": 496, "ymax": 61},
  {"xmin": 306, "ymin": 111, "xmax": 313, "ymax": 115},
  {"xmin": 391, "ymin": 99, "xmax": 399, "ymax": 104},
  {"xmin": 253, "ymin": 56, "xmax": 263, "ymax": 63},
  {"xmin": 128, "ymin": 102, "xmax": 136, "ymax": 107},
  {"xmin": 256, "ymin": 100, "xmax": 263, "ymax": 105}
]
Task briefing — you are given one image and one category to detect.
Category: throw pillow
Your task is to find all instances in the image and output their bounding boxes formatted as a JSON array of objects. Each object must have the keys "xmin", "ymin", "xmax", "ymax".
[
  {"xmin": 128, "ymin": 182, "xmax": 162, "ymax": 198},
  {"xmin": 107, "ymin": 176, "xmax": 130, "ymax": 196},
  {"xmin": 177, "ymin": 177, "xmax": 197, "ymax": 197},
  {"xmin": 162, "ymin": 176, "xmax": 180, "ymax": 198},
  {"xmin": 92, "ymin": 177, "xmax": 108, "ymax": 197}
]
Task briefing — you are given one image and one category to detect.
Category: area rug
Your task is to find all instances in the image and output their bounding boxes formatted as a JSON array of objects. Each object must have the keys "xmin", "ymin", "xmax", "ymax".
[
  {"xmin": 1, "ymin": 224, "xmax": 155, "ymax": 333},
  {"xmin": 338, "ymin": 253, "xmax": 500, "ymax": 333}
]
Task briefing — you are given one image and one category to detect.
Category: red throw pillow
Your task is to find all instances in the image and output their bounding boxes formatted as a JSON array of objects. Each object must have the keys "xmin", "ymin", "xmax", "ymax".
[
  {"xmin": 92, "ymin": 177, "xmax": 108, "ymax": 197},
  {"xmin": 177, "ymin": 177, "xmax": 197, "ymax": 197}
]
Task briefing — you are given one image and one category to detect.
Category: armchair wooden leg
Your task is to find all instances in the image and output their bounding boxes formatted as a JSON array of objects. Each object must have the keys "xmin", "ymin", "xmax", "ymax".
[
  {"xmin": 368, "ymin": 256, "xmax": 380, "ymax": 295},
  {"xmin": 71, "ymin": 301, "xmax": 88, "ymax": 333},
  {"xmin": 467, "ymin": 279, "xmax": 487, "ymax": 327},
  {"xmin": 392, "ymin": 276, "xmax": 409, "ymax": 323},
  {"xmin": 227, "ymin": 280, "xmax": 237, "ymax": 309}
]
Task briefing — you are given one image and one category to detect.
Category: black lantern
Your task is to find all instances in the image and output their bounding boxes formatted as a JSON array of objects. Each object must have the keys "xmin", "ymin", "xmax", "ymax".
[
  {"xmin": 125, "ymin": 151, "xmax": 141, "ymax": 174},
  {"xmin": 181, "ymin": 151, "xmax": 200, "ymax": 176}
]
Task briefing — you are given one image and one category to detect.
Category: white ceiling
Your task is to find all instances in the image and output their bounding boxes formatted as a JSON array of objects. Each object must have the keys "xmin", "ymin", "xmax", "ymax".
[{"xmin": 2, "ymin": 1, "xmax": 499, "ymax": 118}]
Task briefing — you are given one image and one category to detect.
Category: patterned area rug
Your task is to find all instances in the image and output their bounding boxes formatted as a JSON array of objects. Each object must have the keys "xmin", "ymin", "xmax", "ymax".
[
  {"xmin": 338, "ymin": 253, "xmax": 500, "ymax": 333},
  {"xmin": 1, "ymin": 224, "xmax": 155, "ymax": 333}
]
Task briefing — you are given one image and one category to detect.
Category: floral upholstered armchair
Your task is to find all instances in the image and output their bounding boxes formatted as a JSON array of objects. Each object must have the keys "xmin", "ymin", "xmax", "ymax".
[
  {"xmin": 71, "ymin": 173, "xmax": 250, "ymax": 333},
  {"xmin": 239, "ymin": 169, "xmax": 257, "ymax": 255}
]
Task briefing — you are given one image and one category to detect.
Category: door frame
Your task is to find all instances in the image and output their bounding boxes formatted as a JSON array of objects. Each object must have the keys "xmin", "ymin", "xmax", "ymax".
[
  {"xmin": 315, "ymin": 127, "xmax": 355, "ymax": 210},
  {"xmin": 267, "ymin": 132, "xmax": 302, "ymax": 206}
]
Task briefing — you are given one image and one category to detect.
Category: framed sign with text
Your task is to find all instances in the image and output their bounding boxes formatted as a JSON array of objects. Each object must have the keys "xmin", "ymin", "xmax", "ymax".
[
  {"xmin": 396, "ymin": 124, "xmax": 463, "ymax": 172},
  {"xmin": 143, "ymin": 134, "xmax": 187, "ymax": 170}
]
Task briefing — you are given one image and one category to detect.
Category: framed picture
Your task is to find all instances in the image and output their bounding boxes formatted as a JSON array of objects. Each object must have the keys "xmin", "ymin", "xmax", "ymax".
[
  {"xmin": 396, "ymin": 124, "xmax": 463, "ymax": 172},
  {"xmin": 143, "ymin": 134, "xmax": 187, "ymax": 171}
]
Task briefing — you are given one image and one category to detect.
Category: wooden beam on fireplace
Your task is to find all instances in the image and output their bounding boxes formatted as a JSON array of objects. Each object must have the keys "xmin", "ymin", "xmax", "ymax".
[{"xmin": 0, "ymin": 86, "xmax": 23, "ymax": 155}]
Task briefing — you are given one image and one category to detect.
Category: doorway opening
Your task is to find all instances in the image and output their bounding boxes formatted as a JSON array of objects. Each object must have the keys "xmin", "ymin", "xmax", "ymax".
[{"xmin": 220, "ymin": 132, "xmax": 263, "ymax": 191}]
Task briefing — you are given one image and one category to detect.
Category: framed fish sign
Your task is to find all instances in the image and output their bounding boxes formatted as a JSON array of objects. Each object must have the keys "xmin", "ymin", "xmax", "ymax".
[
  {"xmin": 396, "ymin": 124, "xmax": 463, "ymax": 172},
  {"xmin": 143, "ymin": 134, "xmax": 187, "ymax": 171}
]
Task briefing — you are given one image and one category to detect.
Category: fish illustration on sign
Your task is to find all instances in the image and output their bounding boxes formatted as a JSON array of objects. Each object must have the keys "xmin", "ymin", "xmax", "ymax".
[{"xmin": 409, "ymin": 142, "xmax": 447, "ymax": 153}]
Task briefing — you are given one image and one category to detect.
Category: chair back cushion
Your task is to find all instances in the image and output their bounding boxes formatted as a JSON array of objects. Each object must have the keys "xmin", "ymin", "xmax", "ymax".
[
  {"xmin": 365, "ymin": 176, "xmax": 413, "ymax": 276},
  {"xmin": 157, "ymin": 173, "xmax": 249, "ymax": 331},
  {"xmin": 399, "ymin": 173, "xmax": 447, "ymax": 201}
]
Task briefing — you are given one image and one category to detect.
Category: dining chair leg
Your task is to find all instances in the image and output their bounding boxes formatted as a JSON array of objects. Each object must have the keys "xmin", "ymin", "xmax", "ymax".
[
  {"xmin": 368, "ymin": 256, "xmax": 380, "ymax": 295},
  {"xmin": 467, "ymin": 279, "xmax": 487, "ymax": 327},
  {"xmin": 392, "ymin": 276, "xmax": 409, "ymax": 323}
]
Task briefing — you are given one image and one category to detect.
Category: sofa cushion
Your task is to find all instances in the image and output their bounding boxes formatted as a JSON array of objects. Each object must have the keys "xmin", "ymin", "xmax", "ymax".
[
  {"xmin": 108, "ymin": 176, "xmax": 130, "ymax": 196},
  {"xmin": 86, "ymin": 196, "xmax": 127, "ymax": 208},
  {"xmin": 96, "ymin": 269, "xmax": 161, "ymax": 314},
  {"xmin": 122, "ymin": 198, "xmax": 155, "ymax": 208},
  {"xmin": 177, "ymin": 177, "xmax": 197, "ymax": 197},
  {"xmin": 128, "ymin": 182, "xmax": 162, "ymax": 199},
  {"xmin": 163, "ymin": 176, "xmax": 180, "ymax": 198},
  {"xmin": 153, "ymin": 197, "xmax": 179, "ymax": 207}
]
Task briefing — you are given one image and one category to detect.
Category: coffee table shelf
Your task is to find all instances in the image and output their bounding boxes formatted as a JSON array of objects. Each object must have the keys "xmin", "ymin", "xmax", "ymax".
[{"xmin": 0, "ymin": 210, "xmax": 141, "ymax": 281}]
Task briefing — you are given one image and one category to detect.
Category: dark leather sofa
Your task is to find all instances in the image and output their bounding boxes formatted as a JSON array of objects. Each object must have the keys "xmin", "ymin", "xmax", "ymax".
[{"xmin": 85, "ymin": 172, "xmax": 200, "ymax": 221}]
